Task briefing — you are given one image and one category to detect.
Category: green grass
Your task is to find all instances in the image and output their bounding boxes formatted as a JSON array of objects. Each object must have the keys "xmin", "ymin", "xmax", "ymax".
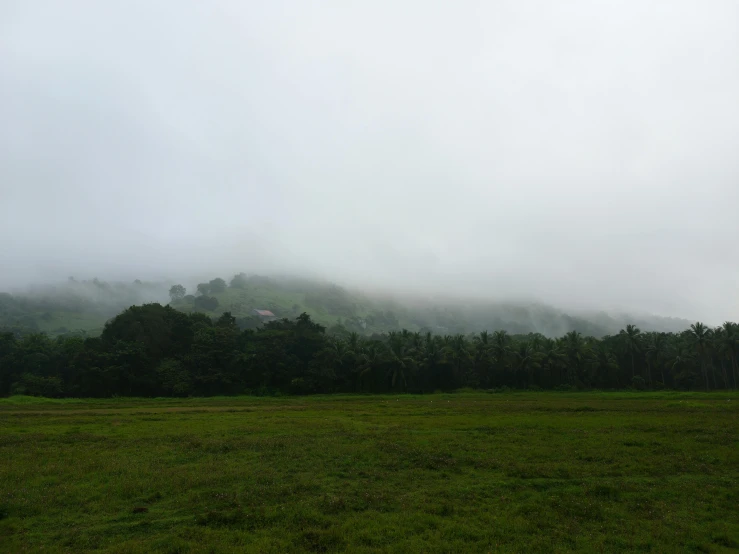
[{"xmin": 1, "ymin": 392, "xmax": 737, "ymax": 553}]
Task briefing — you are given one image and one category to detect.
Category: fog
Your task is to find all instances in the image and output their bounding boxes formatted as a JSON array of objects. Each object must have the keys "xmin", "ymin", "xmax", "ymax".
[{"xmin": 1, "ymin": 1, "xmax": 738, "ymax": 324}]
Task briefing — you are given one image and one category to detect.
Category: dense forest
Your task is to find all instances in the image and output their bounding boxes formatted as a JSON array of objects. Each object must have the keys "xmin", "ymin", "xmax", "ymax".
[{"xmin": 1, "ymin": 302, "xmax": 736, "ymax": 397}]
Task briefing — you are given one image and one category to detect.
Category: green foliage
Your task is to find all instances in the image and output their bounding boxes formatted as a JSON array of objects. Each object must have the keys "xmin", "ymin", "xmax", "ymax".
[
  {"xmin": 0, "ymin": 274, "xmax": 700, "ymax": 339},
  {"xmin": 194, "ymin": 295, "xmax": 219, "ymax": 311},
  {"xmin": 1, "ymin": 302, "xmax": 737, "ymax": 398},
  {"xmin": 168, "ymin": 284, "xmax": 186, "ymax": 302},
  {"xmin": 10, "ymin": 373, "xmax": 63, "ymax": 397},
  {"xmin": 1, "ymin": 277, "xmax": 737, "ymax": 399},
  {"xmin": 195, "ymin": 278, "xmax": 227, "ymax": 296},
  {"xmin": 304, "ymin": 285, "xmax": 357, "ymax": 318},
  {"xmin": 0, "ymin": 279, "xmax": 170, "ymax": 336},
  {"xmin": 196, "ymin": 283, "xmax": 210, "ymax": 296},
  {"xmin": 229, "ymin": 272, "xmax": 248, "ymax": 289},
  {"xmin": 155, "ymin": 358, "xmax": 193, "ymax": 396},
  {"xmin": 209, "ymin": 278, "xmax": 227, "ymax": 294}
]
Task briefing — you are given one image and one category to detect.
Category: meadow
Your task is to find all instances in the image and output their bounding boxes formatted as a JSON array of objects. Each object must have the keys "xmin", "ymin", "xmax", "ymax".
[{"xmin": 0, "ymin": 392, "xmax": 737, "ymax": 553}]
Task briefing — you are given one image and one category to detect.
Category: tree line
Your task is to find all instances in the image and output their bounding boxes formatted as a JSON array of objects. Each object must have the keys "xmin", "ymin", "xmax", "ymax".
[{"xmin": 0, "ymin": 303, "xmax": 737, "ymax": 397}]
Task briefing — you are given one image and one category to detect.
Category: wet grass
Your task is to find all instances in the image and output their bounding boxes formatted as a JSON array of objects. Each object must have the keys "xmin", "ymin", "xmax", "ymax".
[{"xmin": 1, "ymin": 392, "xmax": 738, "ymax": 552}]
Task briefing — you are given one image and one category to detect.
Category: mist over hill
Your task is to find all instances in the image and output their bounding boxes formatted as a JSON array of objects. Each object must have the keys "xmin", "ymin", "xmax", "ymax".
[
  {"xmin": 3, "ymin": 2, "xmax": 739, "ymax": 328},
  {"xmin": 0, "ymin": 278, "xmax": 172, "ymax": 336},
  {"xmin": 0, "ymin": 273, "xmax": 693, "ymax": 338}
]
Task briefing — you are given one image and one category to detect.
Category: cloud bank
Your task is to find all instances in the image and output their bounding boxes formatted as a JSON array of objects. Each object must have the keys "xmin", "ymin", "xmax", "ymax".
[{"xmin": 1, "ymin": 0, "xmax": 738, "ymax": 323}]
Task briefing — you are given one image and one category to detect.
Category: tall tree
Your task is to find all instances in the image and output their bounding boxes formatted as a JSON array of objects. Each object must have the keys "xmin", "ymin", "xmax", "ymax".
[
  {"xmin": 720, "ymin": 322, "xmax": 739, "ymax": 389},
  {"xmin": 356, "ymin": 341, "xmax": 383, "ymax": 392},
  {"xmin": 491, "ymin": 330, "xmax": 512, "ymax": 385},
  {"xmin": 589, "ymin": 342, "xmax": 620, "ymax": 387},
  {"xmin": 472, "ymin": 331, "xmax": 494, "ymax": 387},
  {"xmin": 618, "ymin": 324, "xmax": 642, "ymax": 380},
  {"xmin": 196, "ymin": 283, "xmax": 210, "ymax": 296},
  {"xmin": 644, "ymin": 332, "xmax": 667, "ymax": 386},
  {"xmin": 561, "ymin": 331, "xmax": 589, "ymax": 386},
  {"xmin": 209, "ymin": 278, "xmax": 227, "ymax": 294},
  {"xmin": 689, "ymin": 322, "xmax": 712, "ymax": 391},
  {"xmin": 385, "ymin": 332, "xmax": 415, "ymax": 391},
  {"xmin": 540, "ymin": 338, "xmax": 566, "ymax": 387},
  {"xmin": 443, "ymin": 334, "xmax": 471, "ymax": 387},
  {"xmin": 168, "ymin": 284, "xmax": 186, "ymax": 302},
  {"xmin": 512, "ymin": 341, "xmax": 542, "ymax": 388}
]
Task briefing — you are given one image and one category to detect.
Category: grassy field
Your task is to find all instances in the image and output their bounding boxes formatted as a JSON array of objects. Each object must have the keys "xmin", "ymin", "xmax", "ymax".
[{"xmin": 0, "ymin": 392, "xmax": 737, "ymax": 553}]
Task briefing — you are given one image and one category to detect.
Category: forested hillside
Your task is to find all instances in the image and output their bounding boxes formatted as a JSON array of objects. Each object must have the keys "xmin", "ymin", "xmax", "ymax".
[
  {"xmin": 0, "ymin": 278, "xmax": 169, "ymax": 336},
  {"xmin": 0, "ymin": 273, "xmax": 692, "ymax": 338},
  {"xmin": 1, "ymin": 303, "xmax": 737, "ymax": 397}
]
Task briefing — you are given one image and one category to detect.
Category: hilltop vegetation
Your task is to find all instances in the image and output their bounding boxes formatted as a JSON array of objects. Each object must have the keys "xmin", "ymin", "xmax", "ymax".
[
  {"xmin": 0, "ymin": 273, "xmax": 692, "ymax": 339},
  {"xmin": 1, "ymin": 301, "xmax": 736, "ymax": 398},
  {"xmin": 0, "ymin": 278, "xmax": 170, "ymax": 336}
]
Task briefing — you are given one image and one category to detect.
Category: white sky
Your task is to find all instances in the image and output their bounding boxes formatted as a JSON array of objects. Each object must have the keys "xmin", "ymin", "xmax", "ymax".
[{"xmin": 1, "ymin": 1, "xmax": 738, "ymax": 323}]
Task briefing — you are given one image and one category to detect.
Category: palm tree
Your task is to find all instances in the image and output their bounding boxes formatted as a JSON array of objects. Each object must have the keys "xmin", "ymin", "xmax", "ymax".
[
  {"xmin": 340, "ymin": 333, "xmax": 365, "ymax": 390},
  {"xmin": 528, "ymin": 333, "xmax": 545, "ymax": 351},
  {"xmin": 667, "ymin": 338, "xmax": 696, "ymax": 388},
  {"xmin": 356, "ymin": 341, "xmax": 383, "ymax": 392},
  {"xmin": 513, "ymin": 341, "xmax": 542, "ymax": 388},
  {"xmin": 385, "ymin": 334, "xmax": 416, "ymax": 391},
  {"xmin": 491, "ymin": 330, "xmax": 512, "ymax": 384},
  {"xmin": 618, "ymin": 324, "xmax": 642, "ymax": 380},
  {"xmin": 644, "ymin": 332, "xmax": 666, "ymax": 387},
  {"xmin": 346, "ymin": 332, "xmax": 361, "ymax": 354},
  {"xmin": 327, "ymin": 337, "xmax": 350, "ymax": 371},
  {"xmin": 689, "ymin": 322, "xmax": 711, "ymax": 391},
  {"xmin": 711, "ymin": 327, "xmax": 726, "ymax": 389},
  {"xmin": 588, "ymin": 342, "xmax": 619, "ymax": 386},
  {"xmin": 443, "ymin": 334, "xmax": 471, "ymax": 387},
  {"xmin": 721, "ymin": 322, "xmax": 739, "ymax": 389},
  {"xmin": 561, "ymin": 331, "xmax": 589, "ymax": 386},
  {"xmin": 418, "ymin": 332, "xmax": 444, "ymax": 389},
  {"xmin": 540, "ymin": 338, "xmax": 566, "ymax": 387},
  {"xmin": 472, "ymin": 331, "xmax": 494, "ymax": 387},
  {"xmin": 408, "ymin": 332, "xmax": 423, "ymax": 354}
]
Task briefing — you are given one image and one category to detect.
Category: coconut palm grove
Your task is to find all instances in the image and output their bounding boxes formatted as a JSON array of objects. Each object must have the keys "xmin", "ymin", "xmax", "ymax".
[{"xmin": 2, "ymin": 299, "xmax": 737, "ymax": 398}]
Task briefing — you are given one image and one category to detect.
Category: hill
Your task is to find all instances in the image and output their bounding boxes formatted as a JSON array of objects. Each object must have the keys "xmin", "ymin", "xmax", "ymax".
[
  {"xmin": 0, "ymin": 273, "xmax": 693, "ymax": 337},
  {"xmin": 0, "ymin": 278, "xmax": 170, "ymax": 336}
]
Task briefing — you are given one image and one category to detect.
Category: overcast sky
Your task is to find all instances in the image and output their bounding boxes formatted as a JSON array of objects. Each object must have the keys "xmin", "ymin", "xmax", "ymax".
[{"xmin": 1, "ymin": 1, "xmax": 738, "ymax": 323}]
